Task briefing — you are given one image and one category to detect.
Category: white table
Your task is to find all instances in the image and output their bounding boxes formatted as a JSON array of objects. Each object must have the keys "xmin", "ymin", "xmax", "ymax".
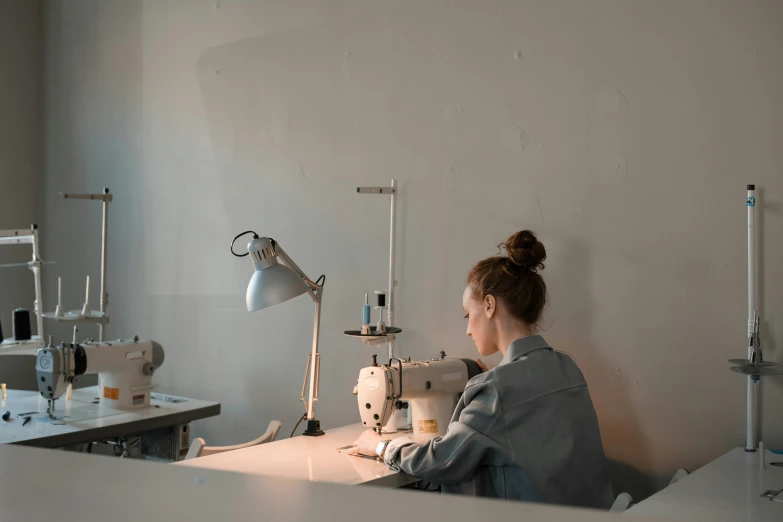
[
  {"xmin": 630, "ymin": 448, "xmax": 783, "ymax": 521},
  {"xmin": 0, "ymin": 442, "xmax": 665, "ymax": 522},
  {"xmin": 178, "ymin": 423, "xmax": 419, "ymax": 488},
  {"xmin": 0, "ymin": 386, "xmax": 220, "ymax": 448}
]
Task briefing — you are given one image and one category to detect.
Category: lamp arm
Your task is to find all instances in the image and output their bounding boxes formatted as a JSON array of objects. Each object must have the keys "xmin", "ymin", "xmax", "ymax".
[
  {"xmin": 271, "ymin": 240, "xmax": 322, "ymax": 302},
  {"xmin": 271, "ymin": 239, "xmax": 325, "ymax": 432}
]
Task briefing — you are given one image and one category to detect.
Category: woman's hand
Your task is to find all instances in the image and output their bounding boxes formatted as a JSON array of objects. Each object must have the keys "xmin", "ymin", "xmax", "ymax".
[
  {"xmin": 476, "ymin": 359, "xmax": 489, "ymax": 372},
  {"xmin": 349, "ymin": 429, "xmax": 384, "ymax": 457}
]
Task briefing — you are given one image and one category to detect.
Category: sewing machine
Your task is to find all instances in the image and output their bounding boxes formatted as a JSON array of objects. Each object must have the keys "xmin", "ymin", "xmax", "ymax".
[
  {"xmin": 35, "ymin": 338, "xmax": 165, "ymax": 415},
  {"xmin": 355, "ymin": 354, "xmax": 481, "ymax": 442}
]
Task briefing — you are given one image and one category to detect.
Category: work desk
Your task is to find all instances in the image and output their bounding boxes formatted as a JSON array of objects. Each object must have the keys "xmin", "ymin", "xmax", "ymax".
[
  {"xmin": 178, "ymin": 423, "xmax": 419, "ymax": 487},
  {"xmin": 630, "ymin": 448, "xmax": 783, "ymax": 521},
  {"xmin": 0, "ymin": 386, "xmax": 220, "ymax": 448},
  {"xmin": 0, "ymin": 442, "xmax": 664, "ymax": 522}
]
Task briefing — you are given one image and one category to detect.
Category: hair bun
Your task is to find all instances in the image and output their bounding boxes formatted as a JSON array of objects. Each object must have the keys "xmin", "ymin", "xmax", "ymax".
[{"xmin": 500, "ymin": 230, "xmax": 546, "ymax": 272}]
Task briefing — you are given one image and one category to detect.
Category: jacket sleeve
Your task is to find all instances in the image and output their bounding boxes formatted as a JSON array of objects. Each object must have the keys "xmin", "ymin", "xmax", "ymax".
[{"xmin": 383, "ymin": 381, "xmax": 510, "ymax": 485}]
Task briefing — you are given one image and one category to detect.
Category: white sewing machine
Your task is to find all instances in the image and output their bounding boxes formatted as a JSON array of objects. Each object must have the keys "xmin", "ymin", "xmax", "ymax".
[
  {"xmin": 355, "ymin": 354, "xmax": 481, "ymax": 442},
  {"xmin": 35, "ymin": 338, "xmax": 165, "ymax": 415}
]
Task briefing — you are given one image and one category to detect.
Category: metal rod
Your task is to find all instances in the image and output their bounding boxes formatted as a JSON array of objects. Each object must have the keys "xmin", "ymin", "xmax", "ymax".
[
  {"xmin": 59, "ymin": 193, "xmax": 113, "ymax": 202},
  {"xmin": 0, "ymin": 260, "xmax": 55, "ymax": 269},
  {"xmin": 32, "ymin": 266, "xmax": 44, "ymax": 341},
  {"xmin": 301, "ymin": 354, "xmax": 311, "ymax": 404},
  {"xmin": 0, "ymin": 228, "xmax": 37, "ymax": 249},
  {"xmin": 99, "ymin": 188, "xmax": 109, "ymax": 342},
  {"xmin": 314, "ymin": 353, "xmax": 320, "ymax": 400},
  {"xmin": 0, "ymin": 228, "xmax": 37, "ymax": 238},
  {"xmin": 0, "ymin": 236, "xmax": 35, "ymax": 246},
  {"xmin": 746, "ymin": 185, "xmax": 757, "ymax": 451},
  {"xmin": 388, "ymin": 179, "xmax": 397, "ymax": 361},
  {"xmin": 307, "ymin": 297, "xmax": 322, "ymax": 420},
  {"xmin": 274, "ymin": 242, "xmax": 319, "ymax": 302},
  {"xmin": 31, "ymin": 226, "xmax": 44, "ymax": 342},
  {"xmin": 356, "ymin": 187, "xmax": 396, "ymax": 195}
]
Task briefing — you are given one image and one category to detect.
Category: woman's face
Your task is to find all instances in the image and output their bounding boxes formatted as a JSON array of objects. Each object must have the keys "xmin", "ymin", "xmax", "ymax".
[{"xmin": 462, "ymin": 285, "xmax": 499, "ymax": 357}]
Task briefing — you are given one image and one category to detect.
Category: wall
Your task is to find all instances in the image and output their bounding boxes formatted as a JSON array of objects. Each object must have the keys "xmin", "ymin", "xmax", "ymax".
[
  {"xmin": 0, "ymin": 1, "xmax": 42, "ymax": 335},
  {"xmin": 42, "ymin": 0, "xmax": 783, "ymax": 497},
  {"xmin": 0, "ymin": 0, "xmax": 42, "ymax": 387}
]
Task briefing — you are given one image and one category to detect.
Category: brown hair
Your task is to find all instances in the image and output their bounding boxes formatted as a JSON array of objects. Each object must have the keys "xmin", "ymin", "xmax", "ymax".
[{"xmin": 467, "ymin": 230, "xmax": 547, "ymax": 328}]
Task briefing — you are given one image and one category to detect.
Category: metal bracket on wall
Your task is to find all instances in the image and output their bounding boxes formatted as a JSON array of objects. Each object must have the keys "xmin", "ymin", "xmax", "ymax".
[
  {"xmin": 356, "ymin": 187, "xmax": 396, "ymax": 195},
  {"xmin": 60, "ymin": 193, "xmax": 114, "ymax": 203}
]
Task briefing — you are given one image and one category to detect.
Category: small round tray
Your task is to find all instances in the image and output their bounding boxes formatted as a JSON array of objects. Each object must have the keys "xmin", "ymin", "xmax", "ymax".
[
  {"xmin": 728, "ymin": 359, "xmax": 776, "ymax": 367},
  {"xmin": 43, "ymin": 310, "xmax": 109, "ymax": 324},
  {"xmin": 344, "ymin": 326, "xmax": 402, "ymax": 337},
  {"xmin": 1, "ymin": 335, "xmax": 41, "ymax": 347},
  {"xmin": 730, "ymin": 364, "xmax": 783, "ymax": 376}
]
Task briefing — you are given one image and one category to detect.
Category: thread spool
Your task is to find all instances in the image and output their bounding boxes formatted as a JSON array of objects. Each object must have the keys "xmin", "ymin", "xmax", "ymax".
[
  {"xmin": 80, "ymin": 275, "xmax": 91, "ymax": 316},
  {"xmin": 55, "ymin": 276, "xmax": 65, "ymax": 318},
  {"xmin": 12, "ymin": 308, "xmax": 31, "ymax": 341},
  {"xmin": 375, "ymin": 291, "xmax": 386, "ymax": 307},
  {"xmin": 362, "ymin": 293, "xmax": 371, "ymax": 325}
]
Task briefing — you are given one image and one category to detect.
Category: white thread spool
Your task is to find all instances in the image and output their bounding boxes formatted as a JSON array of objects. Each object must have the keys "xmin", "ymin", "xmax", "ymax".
[
  {"xmin": 80, "ymin": 275, "xmax": 91, "ymax": 316},
  {"xmin": 54, "ymin": 277, "xmax": 65, "ymax": 318}
]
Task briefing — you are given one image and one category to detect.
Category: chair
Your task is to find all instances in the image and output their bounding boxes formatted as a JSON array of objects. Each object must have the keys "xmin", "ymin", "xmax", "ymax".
[
  {"xmin": 183, "ymin": 420, "xmax": 282, "ymax": 460},
  {"xmin": 669, "ymin": 468, "xmax": 689, "ymax": 485},
  {"xmin": 609, "ymin": 492, "xmax": 633, "ymax": 512}
]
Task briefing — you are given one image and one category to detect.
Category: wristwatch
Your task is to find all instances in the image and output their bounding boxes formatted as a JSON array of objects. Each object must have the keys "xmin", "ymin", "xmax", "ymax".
[{"xmin": 376, "ymin": 439, "xmax": 392, "ymax": 458}]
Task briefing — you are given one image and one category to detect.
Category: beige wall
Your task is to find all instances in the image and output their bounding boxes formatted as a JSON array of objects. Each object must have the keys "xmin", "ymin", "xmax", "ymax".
[
  {"xmin": 0, "ymin": 0, "xmax": 42, "ymax": 389},
  {"xmin": 42, "ymin": 0, "xmax": 783, "ymax": 497},
  {"xmin": 0, "ymin": 0, "xmax": 42, "ymax": 342}
]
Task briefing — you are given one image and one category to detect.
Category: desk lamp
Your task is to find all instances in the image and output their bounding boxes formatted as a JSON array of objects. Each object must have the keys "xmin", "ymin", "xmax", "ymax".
[{"xmin": 231, "ymin": 231, "xmax": 325, "ymax": 436}]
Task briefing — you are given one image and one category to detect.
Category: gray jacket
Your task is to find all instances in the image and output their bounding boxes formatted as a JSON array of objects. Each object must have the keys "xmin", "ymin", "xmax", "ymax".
[{"xmin": 383, "ymin": 335, "xmax": 614, "ymax": 508}]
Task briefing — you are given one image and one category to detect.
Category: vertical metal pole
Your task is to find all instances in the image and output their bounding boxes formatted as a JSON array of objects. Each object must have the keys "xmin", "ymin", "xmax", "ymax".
[
  {"xmin": 306, "ymin": 297, "xmax": 322, "ymax": 421},
  {"xmin": 31, "ymin": 226, "xmax": 44, "ymax": 343},
  {"xmin": 387, "ymin": 179, "xmax": 397, "ymax": 361},
  {"xmin": 746, "ymin": 184, "xmax": 757, "ymax": 451},
  {"xmin": 99, "ymin": 188, "xmax": 109, "ymax": 342}
]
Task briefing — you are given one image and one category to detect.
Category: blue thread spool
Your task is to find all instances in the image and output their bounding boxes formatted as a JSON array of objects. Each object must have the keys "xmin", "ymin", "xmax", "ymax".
[{"xmin": 362, "ymin": 293, "xmax": 371, "ymax": 325}]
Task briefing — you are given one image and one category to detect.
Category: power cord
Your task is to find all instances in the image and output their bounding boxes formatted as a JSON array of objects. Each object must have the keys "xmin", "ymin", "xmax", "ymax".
[{"xmin": 290, "ymin": 413, "xmax": 307, "ymax": 438}]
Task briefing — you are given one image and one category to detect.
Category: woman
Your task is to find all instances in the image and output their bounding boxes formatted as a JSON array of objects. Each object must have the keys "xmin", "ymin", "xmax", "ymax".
[{"xmin": 351, "ymin": 230, "xmax": 614, "ymax": 508}]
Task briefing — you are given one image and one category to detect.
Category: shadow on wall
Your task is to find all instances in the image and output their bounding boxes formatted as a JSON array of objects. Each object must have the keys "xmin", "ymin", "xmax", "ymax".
[
  {"xmin": 757, "ymin": 186, "xmax": 783, "ymax": 437},
  {"xmin": 758, "ymin": 186, "xmax": 782, "ymax": 358},
  {"xmin": 550, "ymin": 236, "xmax": 662, "ymax": 501}
]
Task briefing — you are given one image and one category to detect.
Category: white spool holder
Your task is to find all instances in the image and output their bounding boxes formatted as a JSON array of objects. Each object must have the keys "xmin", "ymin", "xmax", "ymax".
[
  {"xmin": 43, "ymin": 189, "xmax": 113, "ymax": 338},
  {"xmin": 0, "ymin": 225, "xmax": 46, "ymax": 348}
]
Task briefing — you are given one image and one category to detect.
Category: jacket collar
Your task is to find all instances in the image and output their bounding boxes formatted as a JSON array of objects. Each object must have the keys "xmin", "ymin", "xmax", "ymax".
[{"xmin": 500, "ymin": 335, "xmax": 552, "ymax": 365}]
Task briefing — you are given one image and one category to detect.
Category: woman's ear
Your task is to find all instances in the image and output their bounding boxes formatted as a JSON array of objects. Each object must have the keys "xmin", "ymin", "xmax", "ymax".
[{"xmin": 484, "ymin": 294, "xmax": 496, "ymax": 319}]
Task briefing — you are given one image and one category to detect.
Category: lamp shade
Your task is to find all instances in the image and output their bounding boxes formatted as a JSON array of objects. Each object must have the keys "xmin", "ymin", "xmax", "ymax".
[
  {"xmin": 246, "ymin": 263, "xmax": 308, "ymax": 312},
  {"xmin": 245, "ymin": 236, "xmax": 309, "ymax": 312}
]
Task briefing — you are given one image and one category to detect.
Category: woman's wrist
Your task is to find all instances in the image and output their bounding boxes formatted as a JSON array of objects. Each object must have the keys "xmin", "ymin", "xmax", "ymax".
[{"xmin": 376, "ymin": 438, "xmax": 391, "ymax": 458}]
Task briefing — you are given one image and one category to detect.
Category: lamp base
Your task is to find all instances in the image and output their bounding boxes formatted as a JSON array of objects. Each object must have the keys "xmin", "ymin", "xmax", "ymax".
[{"xmin": 302, "ymin": 419, "xmax": 325, "ymax": 437}]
